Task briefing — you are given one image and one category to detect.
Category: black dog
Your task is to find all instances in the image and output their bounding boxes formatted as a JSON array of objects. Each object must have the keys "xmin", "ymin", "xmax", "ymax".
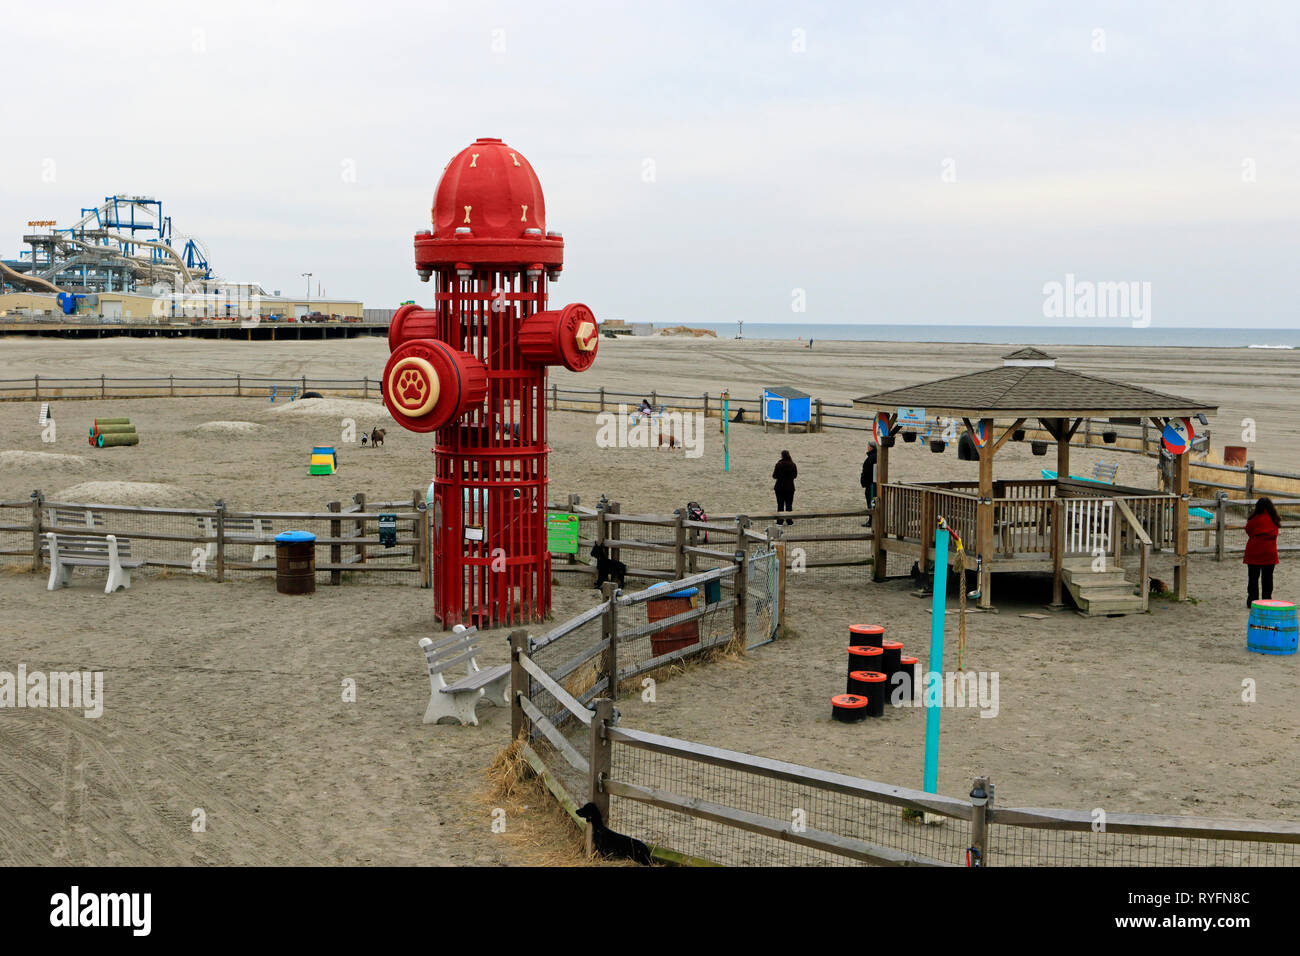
[
  {"xmin": 590, "ymin": 543, "xmax": 627, "ymax": 590},
  {"xmin": 575, "ymin": 802, "xmax": 653, "ymax": 865}
]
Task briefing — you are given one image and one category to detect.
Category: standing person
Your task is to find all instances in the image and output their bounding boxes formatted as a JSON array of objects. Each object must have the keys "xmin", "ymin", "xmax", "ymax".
[
  {"xmin": 773, "ymin": 450, "xmax": 797, "ymax": 525},
  {"xmin": 860, "ymin": 443, "xmax": 877, "ymax": 527},
  {"xmin": 1244, "ymin": 497, "xmax": 1281, "ymax": 608}
]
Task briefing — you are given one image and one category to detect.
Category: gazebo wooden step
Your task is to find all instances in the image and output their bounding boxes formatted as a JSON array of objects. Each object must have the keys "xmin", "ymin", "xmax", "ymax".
[
  {"xmin": 1062, "ymin": 558, "xmax": 1123, "ymax": 575},
  {"xmin": 1064, "ymin": 574, "xmax": 1144, "ymax": 616},
  {"xmin": 1062, "ymin": 567, "xmax": 1128, "ymax": 587}
]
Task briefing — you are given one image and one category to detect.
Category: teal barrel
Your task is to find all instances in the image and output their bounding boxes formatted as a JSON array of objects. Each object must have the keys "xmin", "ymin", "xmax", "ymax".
[{"xmin": 1247, "ymin": 600, "xmax": 1298, "ymax": 656}]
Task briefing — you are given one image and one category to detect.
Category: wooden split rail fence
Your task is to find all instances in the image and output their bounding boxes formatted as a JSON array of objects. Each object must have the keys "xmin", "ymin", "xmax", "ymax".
[
  {"xmin": 0, "ymin": 490, "xmax": 431, "ymax": 587},
  {"xmin": 507, "ymin": 591, "xmax": 1300, "ymax": 866}
]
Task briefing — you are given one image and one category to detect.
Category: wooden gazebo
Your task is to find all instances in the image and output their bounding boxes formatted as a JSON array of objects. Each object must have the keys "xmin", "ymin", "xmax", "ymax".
[{"xmin": 855, "ymin": 349, "xmax": 1218, "ymax": 613}]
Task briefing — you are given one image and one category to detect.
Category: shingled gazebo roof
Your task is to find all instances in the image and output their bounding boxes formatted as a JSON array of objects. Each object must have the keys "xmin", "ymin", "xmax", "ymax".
[{"xmin": 854, "ymin": 357, "xmax": 1217, "ymax": 419}]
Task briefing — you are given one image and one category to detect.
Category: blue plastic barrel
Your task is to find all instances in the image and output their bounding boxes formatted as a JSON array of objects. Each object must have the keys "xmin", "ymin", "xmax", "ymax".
[{"xmin": 1247, "ymin": 600, "xmax": 1298, "ymax": 655}]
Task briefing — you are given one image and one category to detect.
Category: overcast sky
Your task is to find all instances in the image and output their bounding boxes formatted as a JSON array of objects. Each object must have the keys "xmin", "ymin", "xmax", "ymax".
[{"xmin": 2, "ymin": 1, "xmax": 1297, "ymax": 327}]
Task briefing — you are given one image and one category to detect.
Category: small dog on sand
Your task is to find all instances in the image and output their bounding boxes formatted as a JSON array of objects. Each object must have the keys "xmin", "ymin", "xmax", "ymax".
[{"xmin": 576, "ymin": 802, "xmax": 653, "ymax": 865}]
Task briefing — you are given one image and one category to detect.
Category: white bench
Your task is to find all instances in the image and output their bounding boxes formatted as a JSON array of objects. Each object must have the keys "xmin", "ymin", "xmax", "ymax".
[
  {"xmin": 45, "ymin": 508, "xmax": 105, "ymax": 530},
  {"xmin": 198, "ymin": 516, "xmax": 275, "ymax": 563},
  {"xmin": 417, "ymin": 625, "xmax": 510, "ymax": 726},
  {"xmin": 46, "ymin": 533, "xmax": 142, "ymax": 594}
]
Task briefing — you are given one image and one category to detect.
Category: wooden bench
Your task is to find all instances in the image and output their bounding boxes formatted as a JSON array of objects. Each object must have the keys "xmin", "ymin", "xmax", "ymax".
[
  {"xmin": 198, "ymin": 516, "xmax": 275, "ymax": 563},
  {"xmin": 417, "ymin": 625, "xmax": 510, "ymax": 726},
  {"xmin": 46, "ymin": 532, "xmax": 142, "ymax": 594},
  {"xmin": 44, "ymin": 507, "xmax": 105, "ymax": 530}
]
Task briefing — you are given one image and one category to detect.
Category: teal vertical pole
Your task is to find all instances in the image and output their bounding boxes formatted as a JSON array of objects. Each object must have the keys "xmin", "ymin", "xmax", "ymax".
[
  {"xmin": 723, "ymin": 394, "xmax": 730, "ymax": 472},
  {"xmin": 923, "ymin": 525, "xmax": 948, "ymax": 793}
]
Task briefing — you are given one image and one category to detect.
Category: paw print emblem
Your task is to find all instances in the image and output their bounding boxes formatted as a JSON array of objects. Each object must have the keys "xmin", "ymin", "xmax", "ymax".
[{"xmin": 399, "ymin": 367, "xmax": 426, "ymax": 404}]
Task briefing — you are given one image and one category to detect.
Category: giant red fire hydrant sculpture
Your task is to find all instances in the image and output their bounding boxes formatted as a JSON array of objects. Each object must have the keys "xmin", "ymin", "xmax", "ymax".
[{"xmin": 381, "ymin": 137, "xmax": 597, "ymax": 627}]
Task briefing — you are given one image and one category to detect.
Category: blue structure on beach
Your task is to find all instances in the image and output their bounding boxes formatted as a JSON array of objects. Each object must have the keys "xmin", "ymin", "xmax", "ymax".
[{"xmin": 763, "ymin": 386, "xmax": 811, "ymax": 430}]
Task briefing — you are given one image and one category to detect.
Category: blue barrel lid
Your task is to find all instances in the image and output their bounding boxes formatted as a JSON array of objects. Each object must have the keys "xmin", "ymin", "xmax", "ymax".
[
  {"xmin": 275, "ymin": 530, "xmax": 317, "ymax": 544},
  {"xmin": 648, "ymin": 582, "xmax": 698, "ymax": 599}
]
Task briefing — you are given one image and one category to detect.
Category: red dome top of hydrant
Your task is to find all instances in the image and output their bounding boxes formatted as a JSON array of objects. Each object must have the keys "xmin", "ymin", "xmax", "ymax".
[
  {"xmin": 415, "ymin": 138, "xmax": 565, "ymax": 275},
  {"xmin": 432, "ymin": 137, "xmax": 547, "ymax": 239}
]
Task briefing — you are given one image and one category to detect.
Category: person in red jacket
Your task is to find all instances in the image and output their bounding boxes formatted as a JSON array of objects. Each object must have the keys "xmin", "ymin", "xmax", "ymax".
[{"xmin": 1243, "ymin": 497, "xmax": 1281, "ymax": 608}]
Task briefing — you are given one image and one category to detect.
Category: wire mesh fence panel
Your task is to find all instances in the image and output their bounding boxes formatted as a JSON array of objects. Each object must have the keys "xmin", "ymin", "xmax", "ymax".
[
  {"xmin": 988, "ymin": 823, "xmax": 1300, "ymax": 867},
  {"xmin": 607, "ymin": 744, "xmax": 970, "ymax": 866},
  {"xmin": 614, "ymin": 590, "xmax": 735, "ymax": 678},
  {"xmin": 529, "ymin": 611, "xmax": 608, "ymax": 735},
  {"xmin": 40, "ymin": 502, "xmax": 217, "ymax": 579},
  {"xmin": 767, "ymin": 512, "xmax": 872, "ymax": 586},
  {"xmin": 0, "ymin": 501, "xmax": 33, "ymax": 560},
  {"xmin": 747, "ymin": 548, "xmax": 778, "ymax": 648}
]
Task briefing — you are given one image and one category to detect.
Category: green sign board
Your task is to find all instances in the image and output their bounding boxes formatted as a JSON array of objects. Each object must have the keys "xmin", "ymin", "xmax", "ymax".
[
  {"xmin": 378, "ymin": 513, "xmax": 397, "ymax": 548},
  {"xmin": 546, "ymin": 512, "xmax": 580, "ymax": 554}
]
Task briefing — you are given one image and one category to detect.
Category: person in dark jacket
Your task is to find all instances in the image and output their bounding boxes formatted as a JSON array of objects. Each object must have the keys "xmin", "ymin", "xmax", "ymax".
[
  {"xmin": 859, "ymin": 443, "xmax": 877, "ymax": 527},
  {"xmin": 1244, "ymin": 497, "xmax": 1281, "ymax": 608},
  {"xmin": 773, "ymin": 450, "xmax": 797, "ymax": 525}
]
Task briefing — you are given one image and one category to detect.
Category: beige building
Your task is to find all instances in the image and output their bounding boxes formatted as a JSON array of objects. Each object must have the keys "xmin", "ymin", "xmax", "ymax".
[{"xmin": 0, "ymin": 291, "xmax": 364, "ymax": 321}]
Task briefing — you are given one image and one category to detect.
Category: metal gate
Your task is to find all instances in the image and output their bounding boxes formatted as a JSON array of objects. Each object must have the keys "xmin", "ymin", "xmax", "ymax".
[{"xmin": 747, "ymin": 547, "xmax": 779, "ymax": 649}]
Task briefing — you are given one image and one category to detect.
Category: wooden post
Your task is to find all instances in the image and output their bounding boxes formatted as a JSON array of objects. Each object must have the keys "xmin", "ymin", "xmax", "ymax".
[
  {"xmin": 301, "ymin": 375, "xmax": 307, "ymax": 395},
  {"xmin": 651, "ymin": 389, "xmax": 657, "ymax": 408},
  {"xmin": 969, "ymin": 776, "xmax": 991, "ymax": 867},
  {"xmin": 599, "ymin": 386, "xmax": 605, "ymax": 412},
  {"xmin": 586, "ymin": 698, "xmax": 615, "ymax": 858},
  {"xmin": 815, "ymin": 398, "xmax": 824, "ymax": 433},
  {"xmin": 354, "ymin": 492, "xmax": 367, "ymax": 565},
  {"xmin": 920, "ymin": 490, "xmax": 933, "ymax": 575},
  {"xmin": 363, "ymin": 375, "xmax": 369, "ymax": 399},
  {"xmin": 236, "ymin": 374, "xmax": 242, "ymax": 397},
  {"xmin": 1051, "ymin": 498, "xmax": 1064, "ymax": 607},
  {"xmin": 551, "ymin": 383, "xmax": 558, "ymax": 411},
  {"xmin": 673, "ymin": 509, "xmax": 686, "ymax": 579},
  {"xmin": 30, "ymin": 490, "xmax": 44, "ymax": 572},
  {"xmin": 1215, "ymin": 496, "xmax": 1226, "ymax": 562},
  {"xmin": 33, "ymin": 375, "xmax": 39, "ymax": 401},
  {"xmin": 214, "ymin": 499, "xmax": 227, "ymax": 583},
  {"xmin": 601, "ymin": 581, "xmax": 619, "ymax": 696},
  {"xmin": 168, "ymin": 373, "xmax": 174, "ymax": 397},
  {"xmin": 566, "ymin": 493, "xmax": 580, "ymax": 566},
  {"xmin": 872, "ymin": 433, "xmax": 890, "ymax": 581},
  {"xmin": 976, "ymin": 418, "xmax": 994, "ymax": 609},
  {"xmin": 1174, "ymin": 452, "xmax": 1190, "ymax": 600},
  {"xmin": 733, "ymin": 538, "xmax": 749, "ymax": 645},
  {"xmin": 328, "ymin": 501, "xmax": 342, "ymax": 585},
  {"xmin": 1084, "ymin": 417, "xmax": 1091, "ymax": 447},
  {"xmin": 1141, "ymin": 419, "xmax": 1149, "ymax": 455},
  {"xmin": 415, "ymin": 490, "xmax": 430, "ymax": 588},
  {"xmin": 608, "ymin": 501, "xmax": 622, "ymax": 567},
  {"xmin": 702, "ymin": 392, "xmax": 709, "ymax": 420},
  {"xmin": 508, "ymin": 629, "xmax": 530, "ymax": 741},
  {"xmin": 686, "ymin": 517, "xmax": 699, "ymax": 575},
  {"xmin": 1245, "ymin": 460, "xmax": 1255, "ymax": 498},
  {"xmin": 100, "ymin": 374, "xmax": 105, "ymax": 399},
  {"xmin": 1055, "ymin": 417, "xmax": 1071, "ymax": 479},
  {"xmin": 776, "ymin": 541, "xmax": 788, "ymax": 639}
]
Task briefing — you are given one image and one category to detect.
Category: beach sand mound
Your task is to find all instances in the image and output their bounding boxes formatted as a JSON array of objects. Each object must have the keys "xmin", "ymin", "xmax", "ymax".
[
  {"xmin": 0, "ymin": 451, "xmax": 88, "ymax": 468},
  {"xmin": 196, "ymin": 421, "xmax": 266, "ymax": 434},
  {"xmin": 53, "ymin": 480, "xmax": 201, "ymax": 507},
  {"xmin": 268, "ymin": 398, "xmax": 393, "ymax": 421}
]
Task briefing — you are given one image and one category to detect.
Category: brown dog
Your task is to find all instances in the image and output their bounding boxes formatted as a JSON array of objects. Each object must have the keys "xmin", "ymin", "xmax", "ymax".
[{"xmin": 370, "ymin": 427, "xmax": 386, "ymax": 448}]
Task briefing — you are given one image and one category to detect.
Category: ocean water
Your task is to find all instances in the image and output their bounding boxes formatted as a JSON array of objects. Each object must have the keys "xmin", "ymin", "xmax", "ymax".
[{"xmin": 694, "ymin": 323, "xmax": 1299, "ymax": 349}]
